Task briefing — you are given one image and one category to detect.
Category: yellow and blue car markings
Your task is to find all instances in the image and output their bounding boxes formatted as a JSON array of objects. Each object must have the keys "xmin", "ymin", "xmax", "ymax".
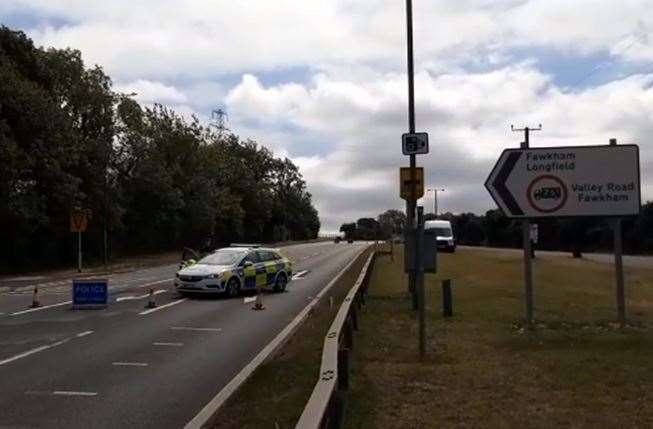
[{"xmin": 228, "ymin": 254, "xmax": 292, "ymax": 290}]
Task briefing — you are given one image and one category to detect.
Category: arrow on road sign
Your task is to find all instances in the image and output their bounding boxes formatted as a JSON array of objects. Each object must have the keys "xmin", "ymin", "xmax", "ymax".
[
  {"xmin": 486, "ymin": 151, "xmax": 524, "ymax": 216},
  {"xmin": 485, "ymin": 145, "xmax": 641, "ymax": 219}
]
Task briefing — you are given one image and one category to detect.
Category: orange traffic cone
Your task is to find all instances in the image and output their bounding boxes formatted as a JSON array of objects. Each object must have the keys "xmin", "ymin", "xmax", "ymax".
[
  {"xmin": 146, "ymin": 288, "xmax": 157, "ymax": 309},
  {"xmin": 30, "ymin": 287, "xmax": 41, "ymax": 308},
  {"xmin": 252, "ymin": 285, "xmax": 265, "ymax": 311}
]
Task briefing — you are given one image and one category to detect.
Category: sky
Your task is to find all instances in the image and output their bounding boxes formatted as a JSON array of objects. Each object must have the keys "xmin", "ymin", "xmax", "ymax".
[{"xmin": 2, "ymin": 0, "xmax": 653, "ymax": 232}]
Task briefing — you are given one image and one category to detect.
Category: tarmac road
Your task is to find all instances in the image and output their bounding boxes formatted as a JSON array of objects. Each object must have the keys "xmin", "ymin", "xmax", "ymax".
[{"xmin": 0, "ymin": 241, "xmax": 368, "ymax": 428}]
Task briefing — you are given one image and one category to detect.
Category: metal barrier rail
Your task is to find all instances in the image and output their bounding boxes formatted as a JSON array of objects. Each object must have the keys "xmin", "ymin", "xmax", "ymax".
[{"xmin": 296, "ymin": 251, "xmax": 376, "ymax": 429}]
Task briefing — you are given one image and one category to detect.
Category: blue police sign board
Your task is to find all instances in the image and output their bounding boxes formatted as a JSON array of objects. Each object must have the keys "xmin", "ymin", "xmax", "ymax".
[{"xmin": 72, "ymin": 279, "xmax": 108, "ymax": 309}]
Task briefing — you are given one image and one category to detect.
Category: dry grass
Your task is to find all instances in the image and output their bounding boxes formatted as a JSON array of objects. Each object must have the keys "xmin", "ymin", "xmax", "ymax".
[{"xmin": 346, "ymin": 246, "xmax": 653, "ymax": 429}]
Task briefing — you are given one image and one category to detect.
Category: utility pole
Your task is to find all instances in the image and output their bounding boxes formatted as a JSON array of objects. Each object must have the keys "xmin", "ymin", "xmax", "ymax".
[
  {"xmin": 405, "ymin": 0, "xmax": 418, "ymax": 310},
  {"xmin": 211, "ymin": 108, "xmax": 230, "ymax": 138},
  {"xmin": 427, "ymin": 188, "xmax": 444, "ymax": 217},
  {"xmin": 511, "ymin": 124, "xmax": 541, "ymax": 324}
]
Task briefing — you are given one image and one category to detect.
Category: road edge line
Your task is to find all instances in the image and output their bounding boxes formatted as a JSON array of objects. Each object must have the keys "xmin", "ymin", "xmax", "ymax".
[{"xmin": 184, "ymin": 245, "xmax": 370, "ymax": 429}]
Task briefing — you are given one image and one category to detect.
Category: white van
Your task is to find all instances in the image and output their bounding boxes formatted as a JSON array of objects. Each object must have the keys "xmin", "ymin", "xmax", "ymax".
[{"xmin": 424, "ymin": 220, "xmax": 456, "ymax": 253}]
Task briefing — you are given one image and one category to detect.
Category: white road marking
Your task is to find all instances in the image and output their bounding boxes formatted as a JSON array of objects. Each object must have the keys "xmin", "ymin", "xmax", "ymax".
[
  {"xmin": 292, "ymin": 270, "xmax": 308, "ymax": 280},
  {"xmin": 243, "ymin": 296, "xmax": 256, "ymax": 304},
  {"xmin": 138, "ymin": 279, "xmax": 171, "ymax": 288},
  {"xmin": 139, "ymin": 298, "xmax": 187, "ymax": 315},
  {"xmin": 170, "ymin": 326, "xmax": 222, "ymax": 332},
  {"xmin": 0, "ymin": 330, "xmax": 94, "ymax": 366},
  {"xmin": 116, "ymin": 290, "xmax": 165, "ymax": 302},
  {"xmin": 10, "ymin": 300, "xmax": 72, "ymax": 316},
  {"xmin": 53, "ymin": 391, "xmax": 98, "ymax": 397},
  {"xmin": 153, "ymin": 342, "xmax": 184, "ymax": 347},
  {"xmin": 112, "ymin": 362, "xmax": 148, "ymax": 367},
  {"xmin": 0, "ymin": 339, "xmax": 68, "ymax": 366}
]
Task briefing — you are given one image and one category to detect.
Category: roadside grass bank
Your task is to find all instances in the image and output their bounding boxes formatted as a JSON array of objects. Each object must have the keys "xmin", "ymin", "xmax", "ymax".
[
  {"xmin": 210, "ymin": 246, "xmax": 373, "ymax": 429},
  {"xmin": 346, "ymin": 246, "xmax": 653, "ymax": 428}
]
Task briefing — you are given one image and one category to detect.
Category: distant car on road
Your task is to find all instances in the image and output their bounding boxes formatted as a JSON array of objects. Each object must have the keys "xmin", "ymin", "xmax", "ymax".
[
  {"xmin": 425, "ymin": 220, "xmax": 456, "ymax": 253},
  {"xmin": 174, "ymin": 246, "xmax": 292, "ymax": 297},
  {"xmin": 334, "ymin": 236, "xmax": 342, "ymax": 243}
]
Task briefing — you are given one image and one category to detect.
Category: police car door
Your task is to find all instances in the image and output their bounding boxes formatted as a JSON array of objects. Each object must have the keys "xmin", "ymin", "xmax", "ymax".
[
  {"xmin": 253, "ymin": 251, "xmax": 269, "ymax": 288},
  {"xmin": 240, "ymin": 251, "xmax": 259, "ymax": 290},
  {"xmin": 258, "ymin": 250, "xmax": 277, "ymax": 287}
]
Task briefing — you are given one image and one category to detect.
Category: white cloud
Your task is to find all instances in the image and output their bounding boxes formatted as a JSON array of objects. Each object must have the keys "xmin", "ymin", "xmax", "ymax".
[
  {"xmin": 4, "ymin": 0, "xmax": 653, "ymax": 230},
  {"xmin": 226, "ymin": 67, "xmax": 653, "ymax": 230},
  {"xmin": 115, "ymin": 79, "xmax": 188, "ymax": 105}
]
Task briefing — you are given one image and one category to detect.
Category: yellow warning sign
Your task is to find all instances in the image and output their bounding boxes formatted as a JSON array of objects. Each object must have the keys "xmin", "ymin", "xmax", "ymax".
[
  {"xmin": 399, "ymin": 167, "xmax": 424, "ymax": 201},
  {"xmin": 70, "ymin": 208, "xmax": 90, "ymax": 233}
]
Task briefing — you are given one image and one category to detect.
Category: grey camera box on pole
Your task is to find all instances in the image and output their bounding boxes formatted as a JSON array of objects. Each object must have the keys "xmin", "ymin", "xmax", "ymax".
[{"xmin": 404, "ymin": 229, "xmax": 437, "ymax": 273}]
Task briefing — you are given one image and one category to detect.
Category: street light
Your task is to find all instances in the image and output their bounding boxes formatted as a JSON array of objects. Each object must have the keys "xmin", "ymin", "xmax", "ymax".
[{"xmin": 427, "ymin": 187, "xmax": 445, "ymax": 217}]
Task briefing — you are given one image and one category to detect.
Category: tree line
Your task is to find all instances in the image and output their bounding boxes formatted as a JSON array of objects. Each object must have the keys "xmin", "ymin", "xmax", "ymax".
[
  {"xmin": 342, "ymin": 203, "xmax": 653, "ymax": 255},
  {"xmin": 0, "ymin": 27, "xmax": 319, "ymax": 271}
]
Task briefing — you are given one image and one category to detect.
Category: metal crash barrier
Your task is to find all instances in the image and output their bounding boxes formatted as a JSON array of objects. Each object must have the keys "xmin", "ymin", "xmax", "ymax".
[{"xmin": 296, "ymin": 251, "xmax": 376, "ymax": 429}]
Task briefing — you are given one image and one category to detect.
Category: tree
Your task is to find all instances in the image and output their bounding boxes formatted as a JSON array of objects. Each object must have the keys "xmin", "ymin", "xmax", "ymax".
[
  {"xmin": 339, "ymin": 223, "xmax": 356, "ymax": 239},
  {"xmin": 378, "ymin": 209, "xmax": 406, "ymax": 238}
]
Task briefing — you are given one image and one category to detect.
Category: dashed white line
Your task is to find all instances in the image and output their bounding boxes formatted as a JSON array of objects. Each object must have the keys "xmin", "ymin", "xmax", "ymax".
[
  {"xmin": 139, "ymin": 298, "xmax": 187, "ymax": 315},
  {"xmin": 0, "ymin": 330, "xmax": 92, "ymax": 366},
  {"xmin": 10, "ymin": 300, "xmax": 72, "ymax": 316},
  {"xmin": 116, "ymin": 290, "xmax": 166, "ymax": 302},
  {"xmin": 243, "ymin": 296, "xmax": 257, "ymax": 304},
  {"xmin": 53, "ymin": 391, "xmax": 98, "ymax": 397},
  {"xmin": 138, "ymin": 279, "xmax": 171, "ymax": 288},
  {"xmin": 292, "ymin": 270, "xmax": 308, "ymax": 280},
  {"xmin": 153, "ymin": 342, "xmax": 184, "ymax": 347},
  {"xmin": 112, "ymin": 362, "xmax": 148, "ymax": 367},
  {"xmin": 170, "ymin": 326, "xmax": 222, "ymax": 332}
]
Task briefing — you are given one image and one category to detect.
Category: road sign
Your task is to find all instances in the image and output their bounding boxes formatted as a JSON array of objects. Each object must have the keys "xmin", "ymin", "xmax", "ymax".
[
  {"xmin": 485, "ymin": 145, "xmax": 640, "ymax": 218},
  {"xmin": 70, "ymin": 208, "xmax": 90, "ymax": 232},
  {"xmin": 72, "ymin": 279, "xmax": 108, "ymax": 309},
  {"xmin": 402, "ymin": 132, "xmax": 429, "ymax": 155},
  {"xmin": 399, "ymin": 167, "xmax": 424, "ymax": 200}
]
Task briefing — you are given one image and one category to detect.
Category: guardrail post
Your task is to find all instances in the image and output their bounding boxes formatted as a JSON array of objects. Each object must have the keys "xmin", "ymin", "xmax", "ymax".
[
  {"xmin": 328, "ymin": 390, "xmax": 346, "ymax": 429},
  {"xmin": 337, "ymin": 348, "xmax": 350, "ymax": 390},
  {"xmin": 344, "ymin": 319, "xmax": 354, "ymax": 350},
  {"xmin": 351, "ymin": 306, "xmax": 359, "ymax": 331},
  {"xmin": 442, "ymin": 279, "xmax": 453, "ymax": 317}
]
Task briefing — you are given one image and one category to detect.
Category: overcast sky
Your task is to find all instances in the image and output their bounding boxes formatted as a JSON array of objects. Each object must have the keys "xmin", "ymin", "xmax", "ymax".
[{"xmin": 2, "ymin": 1, "xmax": 652, "ymax": 232}]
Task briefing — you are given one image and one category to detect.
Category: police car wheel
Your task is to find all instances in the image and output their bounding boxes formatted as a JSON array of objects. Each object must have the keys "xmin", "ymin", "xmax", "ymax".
[
  {"xmin": 273, "ymin": 273, "xmax": 287, "ymax": 293},
  {"xmin": 226, "ymin": 277, "xmax": 240, "ymax": 297}
]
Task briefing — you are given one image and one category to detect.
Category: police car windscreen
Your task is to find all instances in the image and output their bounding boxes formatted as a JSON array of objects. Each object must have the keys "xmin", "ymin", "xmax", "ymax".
[{"xmin": 199, "ymin": 249, "xmax": 247, "ymax": 265}]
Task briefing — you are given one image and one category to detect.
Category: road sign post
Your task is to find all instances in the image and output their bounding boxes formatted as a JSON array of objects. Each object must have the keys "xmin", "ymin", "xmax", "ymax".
[
  {"xmin": 70, "ymin": 208, "xmax": 91, "ymax": 273},
  {"xmin": 416, "ymin": 206, "xmax": 426, "ymax": 357},
  {"xmin": 486, "ymin": 137, "xmax": 641, "ymax": 325}
]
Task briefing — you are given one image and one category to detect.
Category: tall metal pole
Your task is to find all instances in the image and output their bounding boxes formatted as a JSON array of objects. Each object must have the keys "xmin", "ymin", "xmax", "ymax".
[
  {"xmin": 405, "ymin": 0, "xmax": 417, "ymax": 310},
  {"xmin": 416, "ymin": 206, "xmax": 426, "ymax": 356},
  {"xmin": 522, "ymin": 127, "xmax": 533, "ymax": 324},
  {"xmin": 77, "ymin": 230, "xmax": 82, "ymax": 273},
  {"xmin": 610, "ymin": 138, "xmax": 626, "ymax": 327},
  {"xmin": 511, "ymin": 124, "xmax": 540, "ymax": 324},
  {"xmin": 434, "ymin": 189, "xmax": 438, "ymax": 217}
]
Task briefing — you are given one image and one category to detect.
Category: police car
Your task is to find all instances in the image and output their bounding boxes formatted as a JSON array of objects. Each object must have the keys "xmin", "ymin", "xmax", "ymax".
[{"xmin": 174, "ymin": 245, "xmax": 292, "ymax": 297}]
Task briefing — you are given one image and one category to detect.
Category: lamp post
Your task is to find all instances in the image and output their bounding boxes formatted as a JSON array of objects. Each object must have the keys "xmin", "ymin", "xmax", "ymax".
[{"xmin": 427, "ymin": 188, "xmax": 445, "ymax": 217}]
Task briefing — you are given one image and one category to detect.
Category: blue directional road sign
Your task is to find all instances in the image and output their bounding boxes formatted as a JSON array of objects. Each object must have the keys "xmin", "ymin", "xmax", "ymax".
[{"xmin": 72, "ymin": 279, "xmax": 108, "ymax": 309}]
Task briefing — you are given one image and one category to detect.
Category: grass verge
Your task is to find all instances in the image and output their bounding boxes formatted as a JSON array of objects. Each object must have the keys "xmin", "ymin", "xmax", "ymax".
[
  {"xmin": 346, "ymin": 246, "xmax": 653, "ymax": 428},
  {"xmin": 210, "ymin": 247, "xmax": 372, "ymax": 429}
]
